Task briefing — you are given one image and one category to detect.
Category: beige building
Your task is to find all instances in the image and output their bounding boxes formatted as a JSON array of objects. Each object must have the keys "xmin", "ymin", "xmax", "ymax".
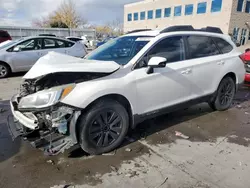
[{"xmin": 124, "ymin": 0, "xmax": 250, "ymax": 45}]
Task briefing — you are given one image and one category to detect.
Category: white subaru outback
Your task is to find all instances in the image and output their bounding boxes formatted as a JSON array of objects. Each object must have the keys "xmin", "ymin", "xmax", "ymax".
[{"xmin": 8, "ymin": 26, "xmax": 245, "ymax": 155}]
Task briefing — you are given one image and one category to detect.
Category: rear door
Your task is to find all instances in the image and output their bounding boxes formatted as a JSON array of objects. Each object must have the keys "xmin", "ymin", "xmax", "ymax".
[
  {"xmin": 41, "ymin": 38, "xmax": 61, "ymax": 56},
  {"xmin": 184, "ymin": 35, "xmax": 223, "ymax": 97}
]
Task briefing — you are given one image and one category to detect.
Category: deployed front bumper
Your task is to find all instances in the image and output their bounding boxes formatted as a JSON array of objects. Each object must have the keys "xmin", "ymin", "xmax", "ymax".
[
  {"xmin": 7, "ymin": 96, "xmax": 80, "ymax": 155},
  {"xmin": 10, "ymin": 97, "xmax": 39, "ymax": 130}
]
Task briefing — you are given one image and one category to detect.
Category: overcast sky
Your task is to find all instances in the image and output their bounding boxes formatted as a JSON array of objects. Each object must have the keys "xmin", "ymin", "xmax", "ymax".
[{"xmin": 0, "ymin": 0, "xmax": 140, "ymax": 26}]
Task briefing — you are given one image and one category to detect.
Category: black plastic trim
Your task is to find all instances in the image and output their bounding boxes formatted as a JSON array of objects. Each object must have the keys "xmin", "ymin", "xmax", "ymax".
[
  {"xmin": 160, "ymin": 25, "xmax": 223, "ymax": 34},
  {"xmin": 132, "ymin": 94, "xmax": 213, "ymax": 127}
]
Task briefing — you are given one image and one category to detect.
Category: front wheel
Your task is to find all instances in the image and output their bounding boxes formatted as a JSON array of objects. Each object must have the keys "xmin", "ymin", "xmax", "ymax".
[
  {"xmin": 78, "ymin": 99, "xmax": 129, "ymax": 155},
  {"xmin": 209, "ymin": 77, "xmax": 236, "ymax": 111}
]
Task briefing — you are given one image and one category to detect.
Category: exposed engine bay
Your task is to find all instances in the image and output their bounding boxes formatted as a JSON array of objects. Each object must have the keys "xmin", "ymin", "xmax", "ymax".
[{"xmin": 19, "ymin": 72, "xmax": 110, "ymax": 97}]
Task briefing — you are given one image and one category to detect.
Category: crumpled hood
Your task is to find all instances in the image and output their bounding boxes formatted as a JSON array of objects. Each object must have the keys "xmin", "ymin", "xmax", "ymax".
[{"xmin": 23, "ymin": 52, "xmax": 120, "ymax": 79}]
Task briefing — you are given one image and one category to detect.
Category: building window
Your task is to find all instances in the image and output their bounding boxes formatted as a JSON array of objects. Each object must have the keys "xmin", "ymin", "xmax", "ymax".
[
  {"xmin": 127, "ymin": 13, "xmax": 132, "ymax": 21},
  {"xmin": 156, "ymin": 9, "xmax": 162, "ymax": 18},
  {"xmin": 233, "ymin": 27, "xmax": 240, "ymax": 42},
  {"xmin": 174, "ymin": 6, "xmax": 182, "ymax": 17},
  {"xmin": 140, "ymin": 11, "xmax": 145, "ymax": 20},
  {"xmin": 185, "ymin": 4, "xmax": 193, "ymax": 15},
  {"xmin": 246, "ymin": 1, "xmax": 250, "ymax": 13},
  {"xmin": 197, "ymin": 2, "xmax": 207, "ymax": 14},
  {"xmin": 148, "ymin": 10, "xmax": 153, "ymax": 19},
  {"xmin": 237, "ymin": 0, "xmax": 244, "ymax": 12},
  {"xmin": 164, "ymin": 8, "xmax": 171, "ymax": 17},
  {"xmin": 211, "ymin": 0, "xmax": 222, "ymax": 12},
  {"xmin": 134, "ymin": 12, "xmax": 138, "ymax": 21}
]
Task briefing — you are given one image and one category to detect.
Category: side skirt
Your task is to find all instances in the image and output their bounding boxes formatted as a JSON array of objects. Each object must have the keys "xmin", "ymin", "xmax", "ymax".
[{"xmin": 132, "ymin": 94, "xmax": 213, "ymax": 128}]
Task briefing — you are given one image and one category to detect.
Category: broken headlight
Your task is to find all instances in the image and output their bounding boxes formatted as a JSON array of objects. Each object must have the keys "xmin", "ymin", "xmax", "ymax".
[{"xmin": 18, "ymin": 84, "xmax": 75, "ymax": 109}]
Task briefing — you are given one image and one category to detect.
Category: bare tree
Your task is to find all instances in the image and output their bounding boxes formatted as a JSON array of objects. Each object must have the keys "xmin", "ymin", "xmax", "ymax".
[
  {"xmin": 32, "ymin": 0, "xmax": 87, "ymax": 28},
  {"xmin": 107, "ymin": 18, "xmax": 124, "ymax": 36},
  {"xmin": 32, "ymin": 17, "xmax": 50, "ymax": 28},
  {"xmin": 51, "ymin": 0, "xmax": 87, "ymax": 28}
]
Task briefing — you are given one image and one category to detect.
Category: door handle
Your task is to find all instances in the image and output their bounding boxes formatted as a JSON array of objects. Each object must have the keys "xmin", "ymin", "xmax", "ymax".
[
  {"xmin": 181, "ymin": 68, "xmax": 192, "ymax": 74},
  {"xmin": 217, "ymin": 61, "xmax": 225, "ymax": 65}
]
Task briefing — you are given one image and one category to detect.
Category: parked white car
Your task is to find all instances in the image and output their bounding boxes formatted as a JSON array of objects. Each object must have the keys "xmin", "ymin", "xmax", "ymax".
[
  {"xmin": 8, "ymin": 26, "xmax": 245, "ymax": 156},
  {"xmin": 0, "ymin": 36, "xmax": 87, "ymax": 78},
  {"xmin": 66, "ymin": 36, "xmax": 90, "ymax": 48}
]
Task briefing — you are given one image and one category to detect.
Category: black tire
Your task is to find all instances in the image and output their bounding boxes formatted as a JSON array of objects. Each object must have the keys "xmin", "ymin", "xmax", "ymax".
[
  {"xmin": 209, "ymin": 77, "xmax": 236, "ymax": 111},
  {"xmin": 78, "ymin": 99, "xmax": 129, "ymax": 155},
  {"xmin": 0, "ymin": 63, "xmax": 11, "ymax": 78}
]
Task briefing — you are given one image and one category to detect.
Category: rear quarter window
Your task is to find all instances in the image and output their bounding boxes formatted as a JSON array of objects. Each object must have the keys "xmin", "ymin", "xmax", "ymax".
[
  {"xmin": 66, "ymin": 41, "xmax": 75, "ymax": 47},
  {"xmin": 186, "ymin": 35, "xmax": 220, "ymax": 59},
  {"xmin": 212, "ymin": 37, "xmax": 233, "ymax": 54}
]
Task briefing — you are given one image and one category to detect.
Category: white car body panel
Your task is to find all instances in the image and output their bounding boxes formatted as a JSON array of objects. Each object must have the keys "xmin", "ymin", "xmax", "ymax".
[
  {"xmin": 14, "ymin": 30, "xmax": 245, "ymax": 118},
  {"xmin": 61, "ymin": 31, "xmax": 245, "ymax": 116},
  {"xmin": 61, "ymin": 67, "xmax": 138, "ymax": 114},
  {"xmin": 133, "ymin": 60, "xmax": 193, "ymax": 114},
  {"xmin": 23, "ymin": 52, "xmax": 120, "ymax": 79}
]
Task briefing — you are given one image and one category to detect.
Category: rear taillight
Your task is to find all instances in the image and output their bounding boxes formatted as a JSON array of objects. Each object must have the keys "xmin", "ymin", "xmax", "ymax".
[{"xmin": 239, "ymin": 54, "xmax": 248, "ymax": 64}]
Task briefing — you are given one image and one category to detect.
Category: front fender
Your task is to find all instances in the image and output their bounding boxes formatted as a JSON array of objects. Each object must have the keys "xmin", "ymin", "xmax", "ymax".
[{"xmin": 61, "ymin": 77, "xmax": 137, "ymax": 114}]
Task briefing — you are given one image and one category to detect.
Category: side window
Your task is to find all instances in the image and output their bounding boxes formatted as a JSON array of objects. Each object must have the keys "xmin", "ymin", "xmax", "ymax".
[
  {"xmin": 55, "ymin": 39, "xmax": 67, "ymax": 48},
  {"xmin": 148, "ymin": 36, "xmax": 185, "ymax": 63},
  {"xmin": 186, "ymin": 35, "xmax": 220, "ymax": 59},
  {"xmin": 66, "ymin": 41, "xmax": 75, "ymax": 47},
  {"xmin": 212, "ymin": 37, "xmax": 233, "ymax": 54},
  {"xmin": 43, "ymin": 39, "xmax": 57, "ymax": 49},
  {"xmin": 14, "ymin": 39, "xmax": 41, "ymax": 51}
]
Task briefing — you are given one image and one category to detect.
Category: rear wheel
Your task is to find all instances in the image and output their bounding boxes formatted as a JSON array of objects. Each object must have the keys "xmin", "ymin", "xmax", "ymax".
[
  {"xmin": 209, "ymin": 77, "xmax": 236, "ymax": 111},
  {"xmin": 78, "ymin": 99, "xmax": 129, "ymax": 155},
  {"xmin": 0, "ymin": 63, "xmax": 10, "ymax": 78}
]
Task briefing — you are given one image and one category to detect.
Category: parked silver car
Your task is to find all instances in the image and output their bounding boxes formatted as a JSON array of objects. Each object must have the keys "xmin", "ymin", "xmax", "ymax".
[{"xmin": 0, "ymin": 36, "xmax": 87, "ymax": 78}]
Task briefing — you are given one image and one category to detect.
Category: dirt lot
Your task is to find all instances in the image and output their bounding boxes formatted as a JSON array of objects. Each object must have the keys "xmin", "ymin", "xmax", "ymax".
[{"xmin": 1, "ymin": 74, "xmax": 250, "ymax": 188}]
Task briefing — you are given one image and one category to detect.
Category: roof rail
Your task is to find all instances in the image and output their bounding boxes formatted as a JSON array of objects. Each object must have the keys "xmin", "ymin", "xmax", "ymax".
[
  {"xmin": 160, "ymin": 25, "xmax": 223, "ymax": 34},
  {"xmin": 160, "ymin": 25, "xmax": 194, "ymax": 33},
  {"xmin": 127, "ymin": 29, "xmax": 152, "ymax": 34},
  {"xmin": 197, "ymin": 26, "xmax": 223, "ymax": 34}
]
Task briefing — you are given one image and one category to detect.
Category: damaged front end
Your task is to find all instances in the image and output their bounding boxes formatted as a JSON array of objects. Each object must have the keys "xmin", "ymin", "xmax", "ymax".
[
  {"xmin": 8, "ymin": 71, "xmax": 110, "ymax": 156},
  {"xmin": 8, "ymin": 100, "xmax": 81, "ymax": 155}
]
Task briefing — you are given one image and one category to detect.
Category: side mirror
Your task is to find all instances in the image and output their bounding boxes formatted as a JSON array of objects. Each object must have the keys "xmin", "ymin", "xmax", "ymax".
[
  {"xmin": 147, "ymin": 56, "xmax": 167, "ymax": 74},
  {"xmin": 236, "ymin": 42, "xmax": 241, "ymax": 47},
  {"xmin": 13, "ymin": 46, "xmax": 21, "ymax": 52}
]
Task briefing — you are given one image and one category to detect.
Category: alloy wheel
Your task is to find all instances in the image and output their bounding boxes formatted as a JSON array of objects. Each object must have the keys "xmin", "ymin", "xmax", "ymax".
[
  {"xmin": 219, "ymin": 80, "xmax": 234, "ymax": 106},
  {"xmin": 0, "ymin": 65, "xmax": 7, "ymax": 78},
  {"xmin": 89, "ymin": 110, "xmax": 123, "ymax": 147}
]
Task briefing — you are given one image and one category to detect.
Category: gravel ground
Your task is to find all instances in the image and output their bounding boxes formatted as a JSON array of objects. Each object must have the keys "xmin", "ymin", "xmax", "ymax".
[{"xmin": 0, "ymin": 75, "xmax": 250, "ymax": 188}]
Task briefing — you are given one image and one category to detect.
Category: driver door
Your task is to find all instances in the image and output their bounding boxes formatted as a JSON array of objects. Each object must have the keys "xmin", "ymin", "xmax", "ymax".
[
  {"xmin": 10, "ymin": 38, "xmax": 43, "ymax": 71},
  {"xmin": 133, "ymin": 36, "xmax": 194, "ymax": 115}
]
